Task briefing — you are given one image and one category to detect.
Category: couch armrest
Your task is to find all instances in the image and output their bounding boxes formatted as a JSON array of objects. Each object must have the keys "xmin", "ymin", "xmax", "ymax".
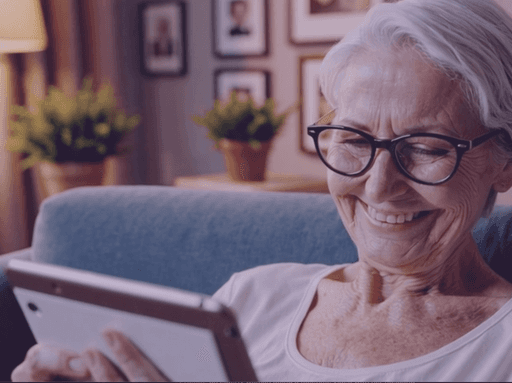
[
  {"xmin": 0, "ymin": 248, "xmax": 32, "ymax": 273},
  {"xmin": 0, "ymin": 247, "xmax": 32, "ymax": 260},
  {"xmin": 0, "ymin": 247, "xmax": 33, "ymax": 299},
  {"xmin": 0, "ymin": 248, "xmax": 36, "ymax": 381}
]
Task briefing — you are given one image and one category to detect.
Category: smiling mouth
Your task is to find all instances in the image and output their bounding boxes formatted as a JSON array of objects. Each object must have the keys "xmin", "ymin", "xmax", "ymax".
[{"xmin": 365, "ymin": 203, "xmax": 433, "ymax": 225}]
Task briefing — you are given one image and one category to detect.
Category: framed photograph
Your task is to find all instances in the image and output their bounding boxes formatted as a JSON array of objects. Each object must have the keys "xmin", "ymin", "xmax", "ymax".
[
  {"xmin": 212, "ymin": 0, "xmax": 269, "ymax": 58},
  {"xmin": 139, "ymin": 1, "xmax": 187, "ymax": 76},
  {"xmin": 289, "ymin": 0, "xmax": 388, "ymax": 45},
  {"xmin": 299, "ymin": 55, "xmax": 330, "ymax": 154},
  {"xmin": 214, "ymin": 69, "xmax": 270, "ymax": 106}
]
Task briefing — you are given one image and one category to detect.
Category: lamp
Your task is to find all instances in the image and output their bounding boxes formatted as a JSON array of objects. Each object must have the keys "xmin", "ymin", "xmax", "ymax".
[{"xmin": 0, "ymin": 0, "xmax": 48, "ymax": 53}]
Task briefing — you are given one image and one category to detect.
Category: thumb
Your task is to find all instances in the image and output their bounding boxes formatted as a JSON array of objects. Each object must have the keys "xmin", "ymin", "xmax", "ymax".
[{"xmin": 12, "ymin": 344, "xmax": 91, "ymax": 382}]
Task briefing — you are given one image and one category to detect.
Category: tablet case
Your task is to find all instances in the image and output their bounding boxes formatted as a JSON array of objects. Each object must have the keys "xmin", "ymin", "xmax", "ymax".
[{"xmin": 6, "ymin": 259, "xmax": 257, "ymax": 382}]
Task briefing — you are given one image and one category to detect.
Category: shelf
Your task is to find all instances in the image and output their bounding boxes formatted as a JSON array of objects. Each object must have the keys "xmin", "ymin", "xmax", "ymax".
[{"xmin": 174, "ymin": 172, "xmax": 329, "ymax": 193}]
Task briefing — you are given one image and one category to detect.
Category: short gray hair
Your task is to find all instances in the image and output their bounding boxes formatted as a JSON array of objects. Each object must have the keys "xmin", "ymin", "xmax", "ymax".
[{"xmin": 320, "ymin": 0, "xmax": 512, "ymax": 216}]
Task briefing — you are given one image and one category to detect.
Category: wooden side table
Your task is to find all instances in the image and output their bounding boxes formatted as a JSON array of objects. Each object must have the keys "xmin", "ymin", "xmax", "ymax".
[{"xmin": 174, "ymin": 172, "xmax": 329, "ymax": 193}]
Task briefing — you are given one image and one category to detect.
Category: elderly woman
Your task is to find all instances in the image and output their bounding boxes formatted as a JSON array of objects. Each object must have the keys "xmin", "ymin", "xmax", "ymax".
[{"xmin": 12, "ymin": 0, "xmax": 512, "ymax": 381}]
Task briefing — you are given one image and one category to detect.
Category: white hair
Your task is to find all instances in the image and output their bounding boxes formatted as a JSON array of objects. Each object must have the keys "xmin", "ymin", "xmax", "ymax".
[{"xmin": 320, "ymin": 0, "xmax": 512, "ymax": 216}]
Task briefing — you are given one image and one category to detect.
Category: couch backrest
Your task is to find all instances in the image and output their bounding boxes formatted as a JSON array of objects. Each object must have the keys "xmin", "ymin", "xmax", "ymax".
[
  {"xmin": 32, "ymin": 186, "xmax": 512, "ymax": 295},
  {"xmin": 32, "ymin": 186, "xmax": 357, "ymax": 295}
]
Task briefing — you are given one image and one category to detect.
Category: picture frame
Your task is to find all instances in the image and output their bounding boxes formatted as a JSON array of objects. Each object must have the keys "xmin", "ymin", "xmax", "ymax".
[
  {"xmin": 139, "ymin": 0, "xmax": 187, "ymax": 77},
  {"xmin": 214, "ymin": 69, "xmax": 270, "ymax": 106},
  {"xmin": 299, "ymin": 55, "xmax": 329, "ymax": 155},
  {"xmin": 212, "ymin": 0, "xmax": 269, "ymax": 58},
  {"xmin": 289, "ymin": 0, "xmax": 388, "ymax": 45}
]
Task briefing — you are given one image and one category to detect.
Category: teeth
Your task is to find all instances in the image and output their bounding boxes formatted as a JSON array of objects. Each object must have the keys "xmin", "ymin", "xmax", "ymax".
[
  {"xmin": 386, "ymin": 215, "xmax": 397, "ymax": 224},
  {"xmin": 367, "ymin": 205, "xmax": 422, "ymax": 224}
]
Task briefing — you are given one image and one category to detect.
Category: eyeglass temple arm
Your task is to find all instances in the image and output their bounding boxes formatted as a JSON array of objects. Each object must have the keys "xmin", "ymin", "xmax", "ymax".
[
  {"xmin": 471, "ymin": 129, "xmax": 509, "ymax": 150},
  {"xmin": 314, "ymin": 109, "xmax": 337, "ymax": 126}
]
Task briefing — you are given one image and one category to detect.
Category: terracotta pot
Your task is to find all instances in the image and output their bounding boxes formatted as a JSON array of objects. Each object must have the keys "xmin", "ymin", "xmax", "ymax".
[
  {"xmin": 218, "ymin": 139, "xmax": 272, "ymax": 182},
  {"xmin": 37, "ymin": 161, "xmax": 105, "ymax": 197}
]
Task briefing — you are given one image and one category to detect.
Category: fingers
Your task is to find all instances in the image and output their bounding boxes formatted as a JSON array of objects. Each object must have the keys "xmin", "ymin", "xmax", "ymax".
[
  {"xmin": 82, "ymin": 349, "xmax": 127, "ymax": 382},
  {"xmin": 11, "ymin": 344, "xmax": 91, "ymax": 382},
  {"xmin": 11, "ymin": 333, "xmax": 169, "ymax": 382},
  {"xmin": 102, "ymin": 330, "xmax": 169, "ymax": 382}
]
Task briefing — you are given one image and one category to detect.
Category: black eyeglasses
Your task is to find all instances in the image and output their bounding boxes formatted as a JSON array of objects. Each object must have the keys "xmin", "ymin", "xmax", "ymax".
[{"xmin": 307, "ymin": 109, "xmax": 505, "ymax": 185}]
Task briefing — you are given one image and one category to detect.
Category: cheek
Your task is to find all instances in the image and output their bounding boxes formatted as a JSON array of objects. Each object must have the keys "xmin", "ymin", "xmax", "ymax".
[
  {"xmin": 453, "ymin": 152, "xmax": 496, "ymax": 212},
  {"xmin": 425, "ymin": 157, "xmax": 492, "ymax": 234},
  {"xmin": 327, "ymin": 171, "xmax": 343, "ymax": 195},
  {"xmin": 328, "ymin": 171, "xmax": 361, "ymax": 224},
  {"xmin": 439, "ymin": 146, "xmax": 495, "ymax": 203},
  {"xmin": 327, "ymin": 171, "xmax": 358, "ymax": 202}
]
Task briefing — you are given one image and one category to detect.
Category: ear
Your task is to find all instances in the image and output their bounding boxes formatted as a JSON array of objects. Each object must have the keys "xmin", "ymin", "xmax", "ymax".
[{"xmin": 492, "ymin": 161, "xmax": 512, "ymax": 193}]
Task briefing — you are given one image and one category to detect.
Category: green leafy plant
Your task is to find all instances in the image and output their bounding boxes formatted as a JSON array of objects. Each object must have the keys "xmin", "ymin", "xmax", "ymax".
[
  {"xmin": 192, "ymin": 91, "xmax": 296, "ymax": 149},
  {"xmin": 7, "ymin": 76, "xmax": 141, "ymax": 170}
]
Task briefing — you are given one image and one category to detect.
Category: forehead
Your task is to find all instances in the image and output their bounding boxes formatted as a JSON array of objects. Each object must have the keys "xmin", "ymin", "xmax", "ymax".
[{"xmin": 335, "ymin": 48, "xmax": 478, "ymax": 136}]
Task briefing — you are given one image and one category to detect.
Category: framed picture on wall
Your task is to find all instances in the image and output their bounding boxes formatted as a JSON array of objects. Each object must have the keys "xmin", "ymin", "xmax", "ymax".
[
  {"xmin": 214, "ymin": 69, "xmax": 270, "ymax": 105},
  {"xmin": 289, "ymin": 0, "xmax": 387, "ymax": 45},
  {"xmin": 139, "ymin": 0, "xmax": 187, "ymax": 76},
  {"xmin": 212, "ymin": 0, "xmax": 269, "ymax": 58},
  {"xmin": 299, "ymin": 55, "xmax": 329, "ymax": 154}
]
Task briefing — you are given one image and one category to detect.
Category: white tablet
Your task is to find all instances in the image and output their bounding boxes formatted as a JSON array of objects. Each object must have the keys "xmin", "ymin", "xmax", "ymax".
[{"xmin": 6, "ymin": 259, "xmax": 257, "ymax": 382}]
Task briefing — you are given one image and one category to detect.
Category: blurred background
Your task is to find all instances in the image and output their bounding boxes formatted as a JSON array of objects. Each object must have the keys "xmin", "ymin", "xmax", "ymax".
[{"xmin": 1, "ymin": 0, "xmax": 512, "ymax": 255}]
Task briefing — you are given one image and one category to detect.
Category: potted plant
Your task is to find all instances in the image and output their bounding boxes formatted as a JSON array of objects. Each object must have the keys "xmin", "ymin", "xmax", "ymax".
[
  {"xmin": 7, "ymin": 76, "xmax": 140, "ymax": 197},
  {"xmin": 192, "ymin": 91, "xmax": 294, "ymax": 181}
]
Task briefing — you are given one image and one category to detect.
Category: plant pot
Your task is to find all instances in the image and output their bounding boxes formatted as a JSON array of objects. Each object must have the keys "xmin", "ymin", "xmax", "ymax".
[
  {"xmin": 37, "ymin": 161, "xmax": 105, "ymax": 197},
  {"xmin": 218, "ymin": 139, "xmax": 272, "ymax": 182}
]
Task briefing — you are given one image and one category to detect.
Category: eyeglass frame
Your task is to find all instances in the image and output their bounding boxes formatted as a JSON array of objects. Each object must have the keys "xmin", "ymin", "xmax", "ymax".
[{"xmin": 307, "ymin": 109, "xmax": 507, "ymax": 185}]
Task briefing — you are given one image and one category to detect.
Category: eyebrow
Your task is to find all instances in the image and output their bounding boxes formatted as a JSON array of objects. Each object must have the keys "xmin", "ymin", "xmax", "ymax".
[
  {"xmin": 336, "ymin": 119, "xmax": 370, "ymax": 132},
  {"xmin": 337, "ymin": 119, "xmax": 455, "ymax": 136}
]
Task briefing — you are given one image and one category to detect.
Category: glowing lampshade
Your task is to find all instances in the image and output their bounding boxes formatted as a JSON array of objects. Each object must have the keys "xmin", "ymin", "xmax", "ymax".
[{"xmin": 0, "ymin": 0, "xmax": 48, "ymax": 53}]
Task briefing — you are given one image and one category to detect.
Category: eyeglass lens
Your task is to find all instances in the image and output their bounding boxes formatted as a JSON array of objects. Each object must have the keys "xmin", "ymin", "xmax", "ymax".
[{"xmin": 317, "ymin": 129, "xmax": 458, "ymax": 183}]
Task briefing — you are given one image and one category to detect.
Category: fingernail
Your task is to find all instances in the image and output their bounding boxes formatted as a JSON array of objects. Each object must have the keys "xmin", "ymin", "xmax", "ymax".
[
  {"xmin": 83, "ymin": 350, "xmax": 96, "ymax": 366},
  {"xmin": 37, "ymin": 348, "xmax": 59, "ymax": 369},
  {"xmin": 104, "ymin": 331, "xmax": 118, "ymax": 349},
  {"xmin": 68, "ymin": 358, "xmax": 87, "ymax": 374}
]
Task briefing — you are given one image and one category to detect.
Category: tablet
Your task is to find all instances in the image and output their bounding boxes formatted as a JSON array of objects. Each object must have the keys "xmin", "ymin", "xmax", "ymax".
[{"xmin": 6, "ymin": 259, "xmax": 257, "ymax": 382}]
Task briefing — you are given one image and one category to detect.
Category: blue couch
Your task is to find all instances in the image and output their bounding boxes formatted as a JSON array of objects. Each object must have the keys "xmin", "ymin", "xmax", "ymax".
[{"xmin": 1, "ymin": 185, "xmax": 512, "ymax": 380}]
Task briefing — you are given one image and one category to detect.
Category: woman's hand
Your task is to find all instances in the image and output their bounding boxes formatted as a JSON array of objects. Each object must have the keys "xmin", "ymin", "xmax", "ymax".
[
  {"xmin": 11, "ymin": 330, "xmax": 169, "ymax": 382},
  {"xmin": 11, "ymin": 344, "xmax": 91, "ymax": 382},
  {"xmin": 84, "ymin": 330, "xmax": 168, "ymax": 381}
]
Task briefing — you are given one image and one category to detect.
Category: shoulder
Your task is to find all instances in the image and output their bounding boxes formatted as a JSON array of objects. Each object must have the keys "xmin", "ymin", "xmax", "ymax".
[
  {"xmin": 230, "ymin": 263, "xmax": 331, "ymax": 296},
  {"xmin": 233, "ymin": 262, "xmax": 330, "ymax": 283},
  {"xmin": 213, "ymin": 263, "xmax": 335, "ymax": 347},
  {"xmin": 213, "ymin": 263, "xmax": 333, "ymax": 314}
]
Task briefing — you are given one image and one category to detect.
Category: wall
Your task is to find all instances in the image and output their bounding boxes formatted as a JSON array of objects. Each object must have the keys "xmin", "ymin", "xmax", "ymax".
[
  {"xmin": 117, "ymin": 0, "xmax": 329, "ymax": 186},
  {"xmin": 117, "ymin": 0, "xmax": 512, "ymax": 205}
]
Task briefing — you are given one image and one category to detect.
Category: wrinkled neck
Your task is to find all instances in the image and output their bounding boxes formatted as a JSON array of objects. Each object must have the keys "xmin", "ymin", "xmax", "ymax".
[{"xmin": 353, "ymin": 238, "xmax": 496, "ymax": 301}]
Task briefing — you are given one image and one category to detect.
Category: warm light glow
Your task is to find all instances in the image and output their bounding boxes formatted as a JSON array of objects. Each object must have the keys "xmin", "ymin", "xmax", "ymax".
[{"xmin": 0, "ymin": 0, "xmax": 48, "ymax": 53}]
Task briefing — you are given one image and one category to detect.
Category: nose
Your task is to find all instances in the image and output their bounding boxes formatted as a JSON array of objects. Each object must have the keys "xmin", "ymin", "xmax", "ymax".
[{"xmin": 363, "ymin": 149, "xmax": 409, "ymax": 203}]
